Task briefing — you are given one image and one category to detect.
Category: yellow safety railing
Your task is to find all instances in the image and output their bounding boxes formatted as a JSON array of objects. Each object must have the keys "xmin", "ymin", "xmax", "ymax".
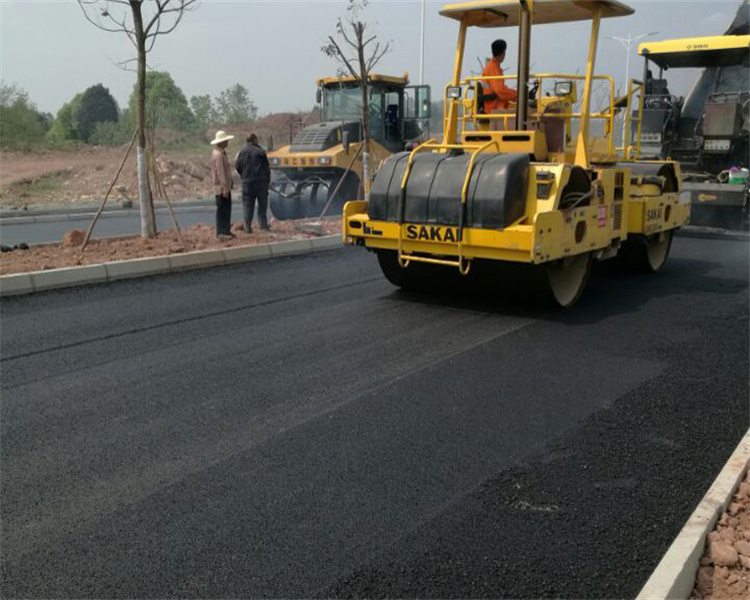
[
  {"xmin": 446, "ymin": 73, "xmax": 618, "ymax": 156},
  {"xmin": 396, "ymin": 138, "xmax": 500, "ymax": 275},
  {"xmin": 617, "ymin": 79, "xmax": 645, "ymax": 160}
]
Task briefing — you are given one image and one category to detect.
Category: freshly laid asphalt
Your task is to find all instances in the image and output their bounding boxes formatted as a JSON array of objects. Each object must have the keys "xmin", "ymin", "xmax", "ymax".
[{"xmin": 1, "ymin": 235, "xmax": 748, "ymax": 598}]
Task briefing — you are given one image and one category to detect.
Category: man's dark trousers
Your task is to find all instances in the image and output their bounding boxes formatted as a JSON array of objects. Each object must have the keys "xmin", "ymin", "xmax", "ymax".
[
  {"xmin": 215, "ymin": 193, "xmax": 232, "ymax": 235},
  {"xmin": 242, "ymin": 181, "xmax": 269, "ymax": 229}
]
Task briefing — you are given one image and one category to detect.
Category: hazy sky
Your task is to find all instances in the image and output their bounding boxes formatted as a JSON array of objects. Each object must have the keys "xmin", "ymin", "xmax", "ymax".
[{"xmin": 0, "ymin": 0, "xmax": 742, "ymax": 117}]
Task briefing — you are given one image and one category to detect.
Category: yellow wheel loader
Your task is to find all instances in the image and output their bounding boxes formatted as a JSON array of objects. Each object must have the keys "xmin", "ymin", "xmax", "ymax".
[
  {"xmin": 342, "ymin": 0, "xmax": 690, "ymax": 307},
  {"xmin": 267, "ymin": 74, "xmax": 431, "ymax": 220}
]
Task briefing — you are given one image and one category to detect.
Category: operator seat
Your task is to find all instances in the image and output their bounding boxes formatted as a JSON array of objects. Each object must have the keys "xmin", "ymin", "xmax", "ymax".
[{"xmin": 385, "ymin": 104, "xmax": 399, "ymax": 141}]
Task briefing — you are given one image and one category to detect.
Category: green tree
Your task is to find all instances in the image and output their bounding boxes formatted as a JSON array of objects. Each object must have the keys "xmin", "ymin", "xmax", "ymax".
[
  {"xmin": 0, "ymin": 83, "xmax": 49, "ymax": 148},
  {"xmin": 124, "ymin": 71, "xmax": 194, "ymax": 133},
  {"xmin": 190, "ymin": 94, "xmax": 218, "ymax": 130},
  {"xmin": 77, "ymin": 84, "xmax": 119, "ymax": 142},
  {"xmin": 215, "ymin": 84, "xmax": 257, "ymax": 125},
  {"xmin": 76, "ymin": 0, "xmax": 199, "ymax": 239},
  {"xmin": 46, "ymin": 93, "xmax": 83, "ymax": 143},
  {"xmin": 89, "ymin": 120, "xmax": 129, "ymax": 146}
]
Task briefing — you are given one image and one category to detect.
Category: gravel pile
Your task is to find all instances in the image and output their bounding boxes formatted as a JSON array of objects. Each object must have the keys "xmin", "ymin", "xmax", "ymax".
[{"xmin": 692, "ymin": 472, "xmax": 750, "ymax": 600}]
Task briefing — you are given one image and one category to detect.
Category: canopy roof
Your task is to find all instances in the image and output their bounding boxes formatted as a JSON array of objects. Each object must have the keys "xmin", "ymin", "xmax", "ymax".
[
  {"xmin": 316, "ymin": 74, "xmax": 410, "ymax": 87},
  {"xmin": 639, "ymin": 35, "xmax": 750, "ymax": 69},
  {"xmin": 439, "ymin": 0, "xmax": 633, "ymax": 28}
]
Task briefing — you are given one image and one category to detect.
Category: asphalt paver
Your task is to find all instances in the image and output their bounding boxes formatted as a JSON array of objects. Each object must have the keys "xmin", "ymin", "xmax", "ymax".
[{"xmin": 1, "ymin": 235, "xmax": 747, "ymax": 598}]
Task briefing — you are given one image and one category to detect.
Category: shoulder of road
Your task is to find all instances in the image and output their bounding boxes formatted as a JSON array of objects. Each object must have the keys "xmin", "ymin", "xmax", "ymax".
[
  {"xmin": 0, "ymin": 198, "xmax": 213, "ymax": 225},
  {"xmin": 0, "ymin": 234, "xmax": 341, "ymax": 297}
]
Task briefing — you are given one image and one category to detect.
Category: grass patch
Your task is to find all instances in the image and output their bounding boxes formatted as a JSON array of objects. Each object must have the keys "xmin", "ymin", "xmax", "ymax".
[{"xmin": 2, "ymin": 169, "xmax": 71, "ymax": 201}]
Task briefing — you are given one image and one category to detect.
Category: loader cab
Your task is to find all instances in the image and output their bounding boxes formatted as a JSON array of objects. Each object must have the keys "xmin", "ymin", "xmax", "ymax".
[
  {"xmin": 637, "ymin": 35, "xmax": 750, "ymax": 172},
  {"xmin": 317, "ymin": 74, "xmax": 431, "ymax": 152}
]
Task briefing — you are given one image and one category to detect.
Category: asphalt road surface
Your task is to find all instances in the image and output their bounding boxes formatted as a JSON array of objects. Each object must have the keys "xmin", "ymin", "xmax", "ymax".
[
  {"xmin": 0, "ymin": 207, "xmax": 217, "ymax": 246},
  {"xmin": 1, "ymin": 236, "xmax": 748, "ymax": 598}
]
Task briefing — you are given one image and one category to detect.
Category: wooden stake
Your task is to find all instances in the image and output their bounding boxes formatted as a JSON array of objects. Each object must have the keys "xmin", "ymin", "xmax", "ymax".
[
  {"xmin": 81, "ymin": 130, "xmax": 138, "ymax": 252},
  {"xmin": 149, "ymin": 140, "xmax": 184, "ymax": 245},
  {"xmin": 317, "ymin": 142, "xmax": 363, "ymax": 220}
]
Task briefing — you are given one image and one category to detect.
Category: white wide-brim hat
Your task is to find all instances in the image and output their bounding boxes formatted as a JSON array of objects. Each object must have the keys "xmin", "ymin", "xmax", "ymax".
[{"xmin": 210, "ymin": 130, "xmax": 234, "ymax": 145}]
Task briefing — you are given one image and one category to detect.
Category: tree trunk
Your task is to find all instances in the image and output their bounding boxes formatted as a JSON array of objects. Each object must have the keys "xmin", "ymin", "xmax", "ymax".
[
  {"xmin": 131, "ymin": 1, "xmax": 156, "ymax": 238},
  {"xmin": 356, "ymin": 23, "xmax": 372, "ymax": 202}
]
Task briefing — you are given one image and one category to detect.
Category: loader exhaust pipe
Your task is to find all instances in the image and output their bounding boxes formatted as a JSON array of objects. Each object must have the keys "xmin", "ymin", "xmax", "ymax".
[{"xmin": 516, "ymin": 0, "xmax": 532, "ymax": 130}]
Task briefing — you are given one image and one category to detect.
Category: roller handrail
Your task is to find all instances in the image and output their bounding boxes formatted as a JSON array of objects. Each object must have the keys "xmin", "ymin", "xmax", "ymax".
[
  {"xmin": 446, "ymin": 72, "xmax": 617, "ymax": 155},
  {"xmin": 457, "ymin": 139, "xmax": 501, "ymax": 275},
  {"xmin": 398, "ymin": 139, "xmax": 437, "ymax": 268}
]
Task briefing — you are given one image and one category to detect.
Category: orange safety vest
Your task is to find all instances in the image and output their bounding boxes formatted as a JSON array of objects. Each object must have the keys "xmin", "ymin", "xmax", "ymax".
[{"xmin": 481, "ymin": 58, "xmax": 518, "ymax": 112}]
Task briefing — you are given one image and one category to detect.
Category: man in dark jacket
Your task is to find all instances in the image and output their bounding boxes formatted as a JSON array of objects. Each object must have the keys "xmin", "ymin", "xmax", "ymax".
[{"xmin": 235, "ymin": 133, "xmax": 271, "ymax": 232}]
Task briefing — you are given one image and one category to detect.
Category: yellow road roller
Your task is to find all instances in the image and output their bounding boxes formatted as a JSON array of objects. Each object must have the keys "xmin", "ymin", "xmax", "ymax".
[
  {"xmin": 342, "ymin": 0, "xmax": 690, "ymax": 307},
  {"xmin": 268, "ymin": 74, "xmax": 431, "ymax": 220}
]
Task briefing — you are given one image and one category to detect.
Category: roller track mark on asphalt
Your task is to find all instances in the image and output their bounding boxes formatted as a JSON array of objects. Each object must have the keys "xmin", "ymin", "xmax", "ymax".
[
  {"xmin": 1, "ymin": 310, "xmax": 535, "ymax": 564},
  {"xmin": 0, "ymin": 276, "xmax": 382, "ymax": 363}
]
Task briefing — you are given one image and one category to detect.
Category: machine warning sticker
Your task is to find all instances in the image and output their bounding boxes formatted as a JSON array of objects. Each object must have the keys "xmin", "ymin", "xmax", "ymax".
[
  {"xmin": 597, "ymin": 205, "xmax": 607, "ymax": 228},
  {"xmin": 363, "ymin": 223, "xmax": 383, "ymax": 236}
]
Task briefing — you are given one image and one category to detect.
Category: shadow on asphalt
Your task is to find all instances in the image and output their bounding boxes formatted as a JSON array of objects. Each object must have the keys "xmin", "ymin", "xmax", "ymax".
[{"xmin": 383, "ymin": 254, "xmax": 746, "ymax": 325}]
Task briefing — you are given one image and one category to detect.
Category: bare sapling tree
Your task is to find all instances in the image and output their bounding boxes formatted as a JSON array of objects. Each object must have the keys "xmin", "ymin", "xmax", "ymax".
[
  {"xmin": 77, "ymin": 0, "xmax": 198, "ymax": 238},
  {"xmin": 322, "ymin": 0, "xmax": 390, "ymax": 201}
]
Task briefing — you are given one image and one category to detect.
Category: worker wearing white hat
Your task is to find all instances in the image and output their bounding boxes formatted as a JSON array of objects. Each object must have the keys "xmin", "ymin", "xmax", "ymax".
[{"xmin": 210, "ymin": 130, "xmax": 235, "ymax": 239}]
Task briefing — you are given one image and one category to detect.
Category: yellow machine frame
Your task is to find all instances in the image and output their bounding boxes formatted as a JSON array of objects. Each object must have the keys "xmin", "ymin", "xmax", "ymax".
[
  {"xmin": 342, "ymin": 0, "xmax": 689, "ymax": 280},
  {"xmin": 638, "ymin": 34, "xmax": 750, "ymax": 69}
]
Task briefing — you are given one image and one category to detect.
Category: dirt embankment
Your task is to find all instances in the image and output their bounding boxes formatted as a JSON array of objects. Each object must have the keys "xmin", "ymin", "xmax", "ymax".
[
  {"xmin": 0, "ymin": 146, "xmax": 213, "ymax": 210},
  {"xmin": 692, "ymin": 471, "xmax": 750, "ymax": 600},
  {"xmin": 0, "ymin": 110, "xmax": 319, "ymax": 210},
  {"xmin": 0, "ymin": 218, "xmax": 341, "ymax": 276}
]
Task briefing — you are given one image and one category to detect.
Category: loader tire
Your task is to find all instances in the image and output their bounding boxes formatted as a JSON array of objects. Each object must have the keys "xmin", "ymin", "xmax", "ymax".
[{"xmin": 269, "ymin": 184, "xmax": 291, "ymax": 221}]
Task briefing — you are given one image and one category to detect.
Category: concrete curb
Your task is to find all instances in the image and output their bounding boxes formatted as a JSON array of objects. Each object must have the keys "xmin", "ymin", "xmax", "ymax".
[
  {"xmin": 637, "ymin": 429, "xmax": 750, "ymax": 600},
  {"xmin": 677, "ymin": 226, "xmax": 750, "ymax": 241},
  {"xmin": 0, "ymin": 203, "xmax": 214, "ymax": 226},
  {"xmin": 0, "ymin": 235, "xmax": 341, "ymax": 298}
]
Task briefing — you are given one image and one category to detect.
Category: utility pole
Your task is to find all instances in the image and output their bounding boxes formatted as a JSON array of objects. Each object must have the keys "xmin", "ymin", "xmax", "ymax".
[
  {"xmin": 608, "ymin": 31, "xmax": 658, "ymax": 147},
  {"xmin": 419, "ymin": 0, "xmax": 426, "ymax": 84}
]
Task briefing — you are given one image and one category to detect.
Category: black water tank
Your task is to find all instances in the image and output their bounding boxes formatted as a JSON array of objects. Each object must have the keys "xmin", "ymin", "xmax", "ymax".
[{"xmin": 368, "ymin": 152, "xmax": 529, "ymax": 229}]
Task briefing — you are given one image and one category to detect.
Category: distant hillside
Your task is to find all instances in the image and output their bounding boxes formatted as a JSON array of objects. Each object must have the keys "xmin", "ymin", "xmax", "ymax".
[{"xmin": 207, "ymin": 110, "xmax": 320, "ymax": 150}]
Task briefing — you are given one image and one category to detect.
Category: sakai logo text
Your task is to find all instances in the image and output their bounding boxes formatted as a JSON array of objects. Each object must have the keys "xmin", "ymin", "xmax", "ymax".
[
  {"xmin": 646, "ymin": 208, "xmax": 663, "ymax": 221},
  {"xmin": 406, "ymin": 224, "xmax": 458, "ymax": 242}
]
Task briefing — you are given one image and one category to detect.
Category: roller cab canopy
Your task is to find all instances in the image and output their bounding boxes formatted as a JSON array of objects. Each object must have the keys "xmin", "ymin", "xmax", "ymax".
[
  {"xmin": 317, "ymin": 74, "xmax": 410, "ymax": 87},
  {"xmin": 439, "ymin": 0, "xmax": 633, "ymax": 27},
  {"xmin": 639, "ymin": 35, "xmax": 750, "ymax": 69}
]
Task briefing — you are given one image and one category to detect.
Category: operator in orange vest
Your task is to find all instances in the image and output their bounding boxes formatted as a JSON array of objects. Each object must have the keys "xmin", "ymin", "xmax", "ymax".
[{"xmin": 481, "ymin": 39, "xmax": 518, "ymax": 112}]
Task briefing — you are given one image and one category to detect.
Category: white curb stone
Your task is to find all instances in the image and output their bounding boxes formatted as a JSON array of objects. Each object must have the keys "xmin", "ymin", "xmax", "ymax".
[
  {"xmin": 310, "ymin": 235, "xmax": 343, "ymax": 250},
  {"xmin": 168, "ymin": 250, "xmax": 224, "ymax": 271},
  {"xmin": 269, "ymin": 239, "xmax": 314, "ymax": 257},
  {"xmin": 0, "ymin": 235, "xmax": 341, "ymax": 297},
  {"xmin": 105, "ymin": 257, "xmax": 172, "ymax": 281},
  {"xmin": 637, "ymin": 429, "xmax": 750, "ymax": 600},
  {"xmin": 31, "ymin": 264, "xmax": 108, "ymax": 292},
  {"xmin": 0, "ymin": 272, "xmax": 34, "ymax": 296},
  {"xmin": 222, "ymin": 244, "xmax": 272, "ymax": 265}
]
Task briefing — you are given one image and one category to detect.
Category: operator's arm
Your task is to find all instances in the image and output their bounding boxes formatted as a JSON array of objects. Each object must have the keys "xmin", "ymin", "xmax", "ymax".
[
  {"xmin": 235, "ymin": 151, "xmax": 243, "ymax": 177},
  {"xmin": 486, "ymin": 63, "xmax": 518, "ymax": 103}
]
